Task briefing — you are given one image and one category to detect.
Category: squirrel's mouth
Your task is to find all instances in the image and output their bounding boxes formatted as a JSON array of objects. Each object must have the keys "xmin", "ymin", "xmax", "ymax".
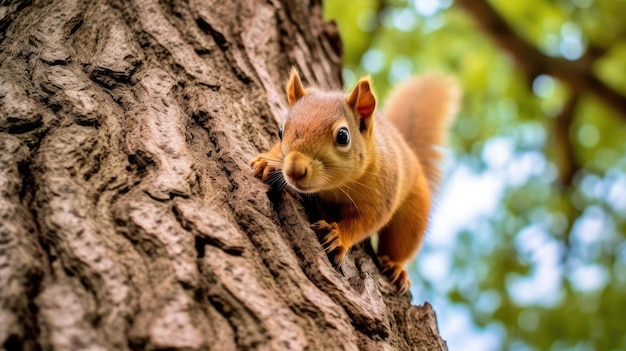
[
  {"xmin": 285, "ymin": 178, "xmax": 318, "ymax": 193},
  {"xmin": 291, "ymin": 183, "xmax": 315, "ymax": 193}
]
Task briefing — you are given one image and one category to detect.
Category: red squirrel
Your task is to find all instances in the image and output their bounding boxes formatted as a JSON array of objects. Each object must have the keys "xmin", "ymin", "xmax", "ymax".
[{"xmin": 251, "ymin": 69, "xmax": 459, "ymax": 293}]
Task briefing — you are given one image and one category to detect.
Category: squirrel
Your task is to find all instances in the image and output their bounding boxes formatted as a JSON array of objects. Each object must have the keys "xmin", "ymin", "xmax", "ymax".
[{"xmin": 251, "ymin": 68, "xmax": 459, "ymax": 293}]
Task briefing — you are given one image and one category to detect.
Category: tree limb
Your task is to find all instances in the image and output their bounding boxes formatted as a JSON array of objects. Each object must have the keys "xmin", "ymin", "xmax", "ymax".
[
  {"xmin": 456, "ymin": 0, "xmax": 626, "ymax": 117},
  {"xmin": 553, "ymin": 93, "xmax": 580, "ymax": 185}
]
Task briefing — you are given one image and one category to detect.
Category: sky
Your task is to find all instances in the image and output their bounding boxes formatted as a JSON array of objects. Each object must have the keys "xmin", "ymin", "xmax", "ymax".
[
  {"xmin": 413, "ymin": 160, "xmax": 507, "ymax": 350},
  {"xmin": 410, "ymin": 141, "xmax": 625, "ymax": 349}
]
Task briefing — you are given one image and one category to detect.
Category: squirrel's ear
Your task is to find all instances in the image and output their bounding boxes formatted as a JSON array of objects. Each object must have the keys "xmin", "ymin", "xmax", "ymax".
[
  {"xmin": 346, "ymin": 78, "xmax": 376, "ymax": 130},
  {"xmin": 286, "ymin": 68, "xmax": 306, "ymax": 106}
]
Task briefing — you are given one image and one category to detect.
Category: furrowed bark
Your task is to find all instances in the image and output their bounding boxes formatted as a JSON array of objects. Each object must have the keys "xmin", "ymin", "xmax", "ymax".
[{"xmin": 0, "ymin": 0, "xmax": 446, "ymax": 350}]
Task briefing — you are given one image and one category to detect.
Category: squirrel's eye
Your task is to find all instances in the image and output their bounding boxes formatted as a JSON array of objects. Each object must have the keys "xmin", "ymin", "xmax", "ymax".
[
  {"xmin": 335, "ymin": 127, "xmax": 350, "ymax": 146},
  {"xmin": 278, "ymin": 126, "xmax": 283, "ymax": 140}
]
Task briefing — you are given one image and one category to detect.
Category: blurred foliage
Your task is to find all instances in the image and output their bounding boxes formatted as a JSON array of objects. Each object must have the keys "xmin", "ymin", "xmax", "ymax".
[{"xmin": 324, "ymin": 0, "xmax": 626, "ymax": 350}]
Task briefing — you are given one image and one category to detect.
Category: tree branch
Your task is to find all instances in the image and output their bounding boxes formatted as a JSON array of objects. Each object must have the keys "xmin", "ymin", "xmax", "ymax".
[
  {"xmin": 456, "ymin": 0, "xmax": 626, "ymax": 117},
  {"xmin": 553, "ymin": 93, "xmax": 580, "ymax": 185}
]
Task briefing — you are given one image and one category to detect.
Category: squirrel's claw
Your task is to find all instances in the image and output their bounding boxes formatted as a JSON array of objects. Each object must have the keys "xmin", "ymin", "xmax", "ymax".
[
  {"xmin": 396, "ymin": 276, "xmax": 410, "ymax": 295},
  {"xmin": 310, "ymin": 220, "xmax": 348, "ymax": 265},
  {"xmin": 250, "ymin": 155, "xmax": 277, "ymax": 182},
  {"xmin": 250, "ymin": 156, "xmax": 266, "ymax": 176},
  {"xmin": 379, "ymin": 256, "xmax": 411, "ymax": 295}
]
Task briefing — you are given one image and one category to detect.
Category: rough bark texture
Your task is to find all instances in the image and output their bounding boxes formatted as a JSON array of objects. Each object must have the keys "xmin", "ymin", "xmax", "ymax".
[{"xmin": 0, "ymin": 0, "xmax": 446, "ymax": 350}]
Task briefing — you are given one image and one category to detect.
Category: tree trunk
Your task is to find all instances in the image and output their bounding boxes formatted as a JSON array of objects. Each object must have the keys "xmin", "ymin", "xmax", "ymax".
[{"xmin": 0, "ymin": 0, "xmax": 446, "ymax": 350}]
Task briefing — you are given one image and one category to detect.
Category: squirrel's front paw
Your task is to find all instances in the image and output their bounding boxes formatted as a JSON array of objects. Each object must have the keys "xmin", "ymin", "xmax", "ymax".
[
  {"xmin": 250, "ymin": 155, "xmax": 278, "ymax": 182},
  {"xmin": 379, "ymin": 256, "xmax": 411, "ymax": 295},
  {"xmin": 310, "ymin": 220, "xmax": 348, "ymax": 265}
]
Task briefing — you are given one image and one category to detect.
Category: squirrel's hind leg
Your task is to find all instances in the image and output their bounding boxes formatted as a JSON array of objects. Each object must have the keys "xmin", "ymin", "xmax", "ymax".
[{"xmin": 377, "ymin": 187, "xmax": 430, "ymax": 294}]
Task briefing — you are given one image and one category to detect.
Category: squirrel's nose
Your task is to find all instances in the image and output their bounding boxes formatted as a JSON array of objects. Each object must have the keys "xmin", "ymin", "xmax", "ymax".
[
  {"xmin": 283, "ymin": 152, "xmax": 309, "ymax": 181},
  {"xmin": 285, "ymin": 163, "xmax": 307, "ymax": 180}
]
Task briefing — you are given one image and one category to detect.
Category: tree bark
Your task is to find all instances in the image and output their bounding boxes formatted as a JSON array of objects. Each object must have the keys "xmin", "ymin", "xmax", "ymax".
[{"xmin": 0, "ymin": 0, "xmax": 446, "ymax": 350}]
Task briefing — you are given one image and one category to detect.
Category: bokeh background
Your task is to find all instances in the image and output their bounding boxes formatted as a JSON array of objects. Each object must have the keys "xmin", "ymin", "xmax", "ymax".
[{"xmin": 323, "ymin": 0, "xmax": 626, "ymax": 350}]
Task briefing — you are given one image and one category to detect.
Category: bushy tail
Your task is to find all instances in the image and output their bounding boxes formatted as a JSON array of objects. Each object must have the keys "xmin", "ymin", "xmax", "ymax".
[{"xmin": 384, "ymin": 74, "xmax": 460, "ymax": 192}]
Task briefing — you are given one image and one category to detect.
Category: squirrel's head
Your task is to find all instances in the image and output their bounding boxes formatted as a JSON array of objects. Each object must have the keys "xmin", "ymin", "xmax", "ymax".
[{"xmin": 278, "ymin": 69, "xmax": 377, "ymax": 193}]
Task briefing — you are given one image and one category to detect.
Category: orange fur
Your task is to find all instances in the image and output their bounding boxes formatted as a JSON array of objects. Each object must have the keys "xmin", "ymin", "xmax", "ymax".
[{"xmin": 251, "ymin": 70, "xmax": 460, "ymax": 293}]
